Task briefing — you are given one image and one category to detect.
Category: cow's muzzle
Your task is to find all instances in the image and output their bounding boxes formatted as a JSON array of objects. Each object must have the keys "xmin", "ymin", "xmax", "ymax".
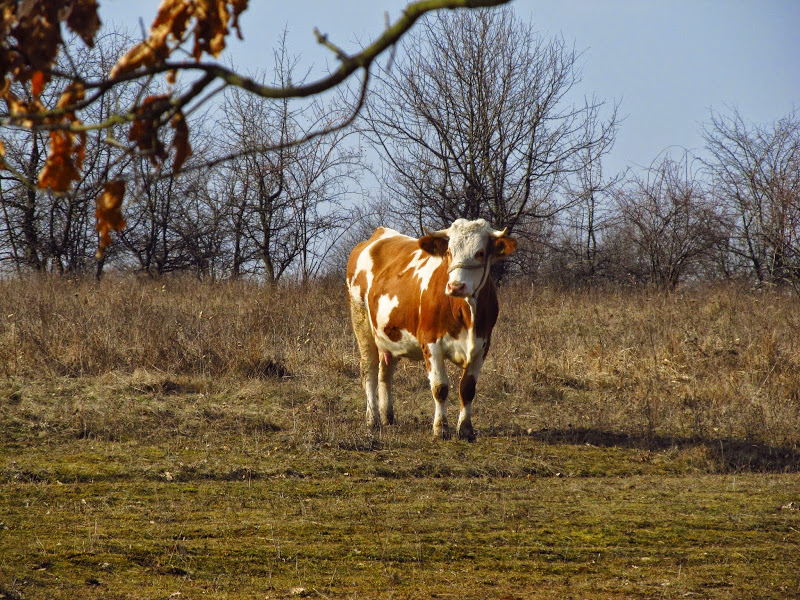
[{"xmin": 445, "ymin": 281, "xmax": 468, "ymax": 297}]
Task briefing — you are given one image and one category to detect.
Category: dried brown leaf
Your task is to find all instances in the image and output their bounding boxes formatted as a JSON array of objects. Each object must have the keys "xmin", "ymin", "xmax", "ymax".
[
  {"xmin": 30, "ymin": 70, "xmax": 46, "ymax": 97},
  {"xmin": 33, "ymin": 79, "xmax": 88, "ymax": 192},
  {"xmin": 38, "ymin": 129, "xmax": 84, "ymax": 193},
  {"xmin": 63, "ymin": 0, "xmax": 102, "ymax": 48},
  {"xmin": 95, "ymin": 179, "xmax": 127, "ymax": 259},
  {"xmin": 56, "ymin": 82, "xmax": 85, "ymax": 110},
  {"xmin": 171, "ymin": 112, "xmax": 192, "ymax": 172},
  {"xmin": 111, "ymin": 0, "xmax": 249, "ymax": 76},
  {"xmin": 192, "ymin": 0, "xmax": 229, "ymax": 60},
  {"xmin": 229, "ymin": 0, "xmax": 247, "ymax": 39},
  {"xmin": 110, "ymin": 0, "xmax": 192, "ymax": 78},
  {"xmin": 2, "ymin": 0, "xmax": 100, "ymax": 109},
  {"xmin": 11, "ymin": 1, "xmax": 62, "ymax": 74},
  {"xmin": 128, "ymin": 94, "xmax": 171, "ymax": 164}
]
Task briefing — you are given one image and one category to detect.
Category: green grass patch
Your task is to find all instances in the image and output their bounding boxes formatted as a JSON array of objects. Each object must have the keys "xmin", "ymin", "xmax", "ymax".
[{"xmin": 1, "ymin": 376, "xmax": 798, "ymax": 599}]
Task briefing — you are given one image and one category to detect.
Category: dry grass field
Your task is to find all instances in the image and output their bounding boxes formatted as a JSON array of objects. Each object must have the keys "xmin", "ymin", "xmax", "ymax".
[{"xmin": 1, "ymin": 276, "xmax": 798, "ymax": 599}]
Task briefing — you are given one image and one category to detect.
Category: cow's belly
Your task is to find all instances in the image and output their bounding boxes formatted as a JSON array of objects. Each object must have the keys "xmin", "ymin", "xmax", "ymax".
[
  {"xmin": 372, "ymin": 293, "xmax": 424, "ymax": 361},
  {"xmin": 375, "ymin": 328, "xmax": 424, "ymax": 361},
  {"xmin": 375, "ymin": 328, "xmax": 486, "ymax": 368}
]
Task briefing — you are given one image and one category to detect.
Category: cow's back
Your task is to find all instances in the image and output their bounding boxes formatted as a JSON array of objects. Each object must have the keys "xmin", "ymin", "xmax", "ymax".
[
  {"xmin": 347, "ymin": 227, "xmax": 399, "ymax": 301},
  {"xmin": 347, "ymin": 226, "xmax": 440, "ymax": 306}
]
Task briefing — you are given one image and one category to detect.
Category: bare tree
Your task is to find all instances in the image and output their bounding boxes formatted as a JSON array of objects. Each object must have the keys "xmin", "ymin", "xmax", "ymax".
[
  {"xmin": 703, "ymin": 108, "xmax": 800, "ymax": 287},
  {"xmin": 361, "ymin": 7, "xmax": 618, "ymax": 265},
  {"xmin": 545, "ymin": 113, "xmax": 622, "ymax": 285},
  {"xmin": 0, "ymin": 32, "xmax": 140, "ymax": 275},
  {"xmin": 0, "ymin": 113, "xmax": 48, "ymax": 273},
  {"xmin": 172, "ymin": 156, "xmax": 229, "ymax": 281},
  {"xmin": 1, "ymin": 1, "xmax": 511, "ymax": 263},
  {"xmin": 215, "ymin": 38, "xmax": 362, "ymax": 283},
  {"xmin": 611, "ymin": 151, "xmax": 722, "ymax": 289},
  {"xmin": 117, "ymin": 160, "xmax": 179, "ymax": 276},
  {"xmin": 118, "ymin": 135, "xmax": 222, "ymax": 279}
]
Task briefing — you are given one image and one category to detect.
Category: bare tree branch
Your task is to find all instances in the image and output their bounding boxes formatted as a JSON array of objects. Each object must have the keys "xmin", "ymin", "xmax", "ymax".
[{"xmin": 0, "ymin": 0, "xmax": 511, "ymax": 259}]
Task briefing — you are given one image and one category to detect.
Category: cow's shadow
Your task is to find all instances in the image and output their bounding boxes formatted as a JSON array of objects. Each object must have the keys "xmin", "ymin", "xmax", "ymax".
[{"xmin": 486, "ymin": 425, "xmax": 800, "ymax": 474}]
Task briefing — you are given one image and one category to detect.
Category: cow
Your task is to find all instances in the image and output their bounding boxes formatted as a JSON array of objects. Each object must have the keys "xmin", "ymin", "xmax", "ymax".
[{"xmin": 346, "ymin": 218, "xmax": 517, "ymax": 440}]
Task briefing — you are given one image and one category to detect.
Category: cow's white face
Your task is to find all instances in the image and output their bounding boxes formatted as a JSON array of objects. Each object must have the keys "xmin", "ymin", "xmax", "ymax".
[{"xmin": 419, "ymin": 218, "xmax": 517, "ymax": 298}]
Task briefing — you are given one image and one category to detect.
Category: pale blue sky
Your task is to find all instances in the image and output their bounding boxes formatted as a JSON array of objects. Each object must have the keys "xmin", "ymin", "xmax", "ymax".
[{"xmin": 101, "ymin": 0, "xmax": 799, "ymax": 177}]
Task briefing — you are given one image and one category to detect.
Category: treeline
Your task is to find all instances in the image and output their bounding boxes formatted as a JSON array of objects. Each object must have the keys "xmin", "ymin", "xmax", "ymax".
[
  {"xmin": 543, "ymin": 114, "xmax": 800, "ymax": 290},
  {"xmin": 1, "ymin": 10, "xmax": 798, "ymax": 290}
]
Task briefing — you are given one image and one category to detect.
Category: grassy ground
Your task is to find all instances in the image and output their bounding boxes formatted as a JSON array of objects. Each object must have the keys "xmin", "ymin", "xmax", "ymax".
[{"xmin": 1, "ymin": 278, "xmax": 798, "ymax": 599}]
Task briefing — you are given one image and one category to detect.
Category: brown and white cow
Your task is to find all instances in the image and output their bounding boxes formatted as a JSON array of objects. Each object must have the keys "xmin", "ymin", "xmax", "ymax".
[{"xmin": 346, "ymin": 218, "xmax": 517, "ymax": 440}]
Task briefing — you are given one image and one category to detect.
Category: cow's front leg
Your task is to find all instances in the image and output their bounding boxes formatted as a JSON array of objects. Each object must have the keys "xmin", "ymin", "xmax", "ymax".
[
  {"xmin": 457, "ymin": 360, "xmax": 483, "ymax": 442},
  {"xmin": 424, "ymin": 343, "xmax": 450, "ymax": 439},
  {"xmin": 378, "ymin": 352, "xmax": 397, "ymax": 426}
]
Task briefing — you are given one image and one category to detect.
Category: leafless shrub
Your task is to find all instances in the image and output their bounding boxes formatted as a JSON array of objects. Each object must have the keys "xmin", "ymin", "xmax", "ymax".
[
  {"xmin": 702, "ymin": 108, "xmax": 800, "ymax": 288},
  {"xmin": 607, "ymin": 151, "xmax": 723, "ymax": 288}
]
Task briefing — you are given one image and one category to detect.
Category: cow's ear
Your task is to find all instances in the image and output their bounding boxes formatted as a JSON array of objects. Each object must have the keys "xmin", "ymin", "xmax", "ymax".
[
  {"xmin": 491, "ymin": 235, "xmax": 517, "ymax": 258},
  {"xmin": 419, "ymin": 235, "xmax": 449, "ymax": 257}
]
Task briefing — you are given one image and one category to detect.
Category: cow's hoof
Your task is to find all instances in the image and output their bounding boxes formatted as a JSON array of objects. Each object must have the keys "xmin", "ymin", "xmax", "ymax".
[
  {"xmin": 381, "ymin": 411, "xmax": 394, "ymax": 426},
  {"xmin": 433, "ymin": 423, "xmax": 451, "ymax": 440},
  {"xmin": 456, "ymin": 422, "xmax": 476, "ymax": 442}
]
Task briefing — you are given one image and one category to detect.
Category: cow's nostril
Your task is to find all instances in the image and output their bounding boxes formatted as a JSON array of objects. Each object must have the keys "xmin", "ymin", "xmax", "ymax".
[{"xmin": 447, "ymin": 282, "xmax": 466, "ymax": 295}]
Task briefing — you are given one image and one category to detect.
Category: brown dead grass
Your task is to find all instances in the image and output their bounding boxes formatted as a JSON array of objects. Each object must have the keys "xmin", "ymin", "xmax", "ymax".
[
  {"xmin": 0, "ymin": 275, "xmax": 355, "ymax": 381},
  {"xmin": 487, "ymin": 285, "xmax": 800, "ymax": 453},
  {"xmin": 0, "ymin": 276, "xmax": 798, "ymax": 459}
]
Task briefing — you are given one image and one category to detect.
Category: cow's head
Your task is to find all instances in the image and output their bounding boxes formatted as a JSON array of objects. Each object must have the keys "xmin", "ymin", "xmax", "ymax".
[{"xmin": 419, "ymin": 218, "xmax": 517, "ymax": 298}]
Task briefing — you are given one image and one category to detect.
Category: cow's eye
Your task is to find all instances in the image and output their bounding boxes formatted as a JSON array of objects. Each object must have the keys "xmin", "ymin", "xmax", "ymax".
[{"xmin": 475, "ymin": 250, "xmax": 485, "ymax": 260}]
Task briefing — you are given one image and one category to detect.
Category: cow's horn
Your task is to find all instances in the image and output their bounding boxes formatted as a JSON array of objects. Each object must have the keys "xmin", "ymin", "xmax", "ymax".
[
  {"xmin": 424, "ymin": 226, "xmax": 449, "ymax": 238},
  {"xmin": 493, "ymin": 227, "xmax": 509, "ymax": 238}
]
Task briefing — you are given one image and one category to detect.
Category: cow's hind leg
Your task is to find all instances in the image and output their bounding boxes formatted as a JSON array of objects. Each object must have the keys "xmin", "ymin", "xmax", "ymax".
[
  {"xmin": 349, "ymin": 298, "xmax": 380, "ymax": 429},
  {"xmin": 378, "ymin": 352, "xmax": 398, "ymax": 426}
]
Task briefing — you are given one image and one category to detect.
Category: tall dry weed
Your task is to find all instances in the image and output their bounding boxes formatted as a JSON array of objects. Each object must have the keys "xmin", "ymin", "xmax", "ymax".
[
  {"xmin": 483, "ymin": 284, "xmax": 800, "ymax": 450},
  {"xmin": 0, "ymin": 275, "xmax": 357, "ymax": 381},
  {"xmin": 1, "ymin": 276, "xmax": 798, "ymax": 451}
]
